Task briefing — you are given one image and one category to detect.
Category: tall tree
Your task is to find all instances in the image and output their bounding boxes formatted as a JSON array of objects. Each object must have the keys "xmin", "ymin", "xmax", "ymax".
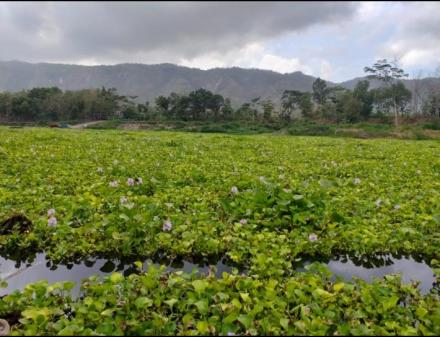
[
  {"xmin": 364, "ymin": 58, "xmax": 409, "ymax": 126},
  {"xmin": 260, "ymin": 99, "xmax": 275, "ymax": 122},
  {"xmin": 281, "ymin": 90, "xmax": 312, "ymax": 119},
  {"xmin": 353, "ymin": 80, "xmax": 373, "ymax": 119},
  {"xmin": 299, "ymin": 92, "xmax": 313, "ymax": 118},
  {"xmin": 312, "ymin": 78, "xmax": 329, "ymax": 105}
]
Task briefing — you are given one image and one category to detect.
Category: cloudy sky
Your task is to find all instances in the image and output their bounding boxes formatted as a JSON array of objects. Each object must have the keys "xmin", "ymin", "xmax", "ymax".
[{"xmin": 0, "ymin": 1, "xmax": 439, "ymax": 82}]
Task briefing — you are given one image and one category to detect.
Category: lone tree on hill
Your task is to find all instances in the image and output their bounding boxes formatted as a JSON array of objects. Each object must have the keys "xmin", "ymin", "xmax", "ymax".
[{"xmin": 364, "ymin": 58, "xmax": 409, "ymax": 126}]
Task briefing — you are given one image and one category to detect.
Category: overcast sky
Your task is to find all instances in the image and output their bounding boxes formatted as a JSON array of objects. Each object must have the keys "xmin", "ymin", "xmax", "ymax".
[{"xmin": 0, "ymin": 1, "xmax": 439, "ymax": 82}]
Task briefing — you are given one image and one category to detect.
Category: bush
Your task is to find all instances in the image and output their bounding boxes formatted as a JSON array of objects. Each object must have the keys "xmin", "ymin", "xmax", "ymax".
[{"xmin": 423, "ymin": 120, "xmax": 440, "ymax": 130}]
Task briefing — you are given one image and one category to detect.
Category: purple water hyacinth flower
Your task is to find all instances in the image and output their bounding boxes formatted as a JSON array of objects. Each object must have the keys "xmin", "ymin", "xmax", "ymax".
[
  {"xmin": 127, "ymin": 178, "xmax": 135, "ymax": 186},
  {"xmin": 394, "ymin": 204, "xmax": 401, "ymax": 210},
  {"xmin": 375, "ymin": 198, "xmax": 382, "ymax": 207},
  {"xmin": 47, "ymin": 208, "xmax": 55, "ymax": 217},
  {"xmin": 109, "ymin": 180, "xmax": 118, "ymax": 187},
  {"xmin": 231, "ymin": 186, "xmax": 238, "ymax": 194},
  {"xmin": 163, "ymin": 220, "xmax": 172, "ymax": 231},
  {"xmin": 308, "ymin": 233, "xmax": 318, "ymax": 242},
  {"xmin": 120, "ymin": 196, "xmax": 128, "ymax": 204},
  {"xmin": 354, "ymin": 178, "xmax": 361, "ymax": 185},
  {"xmin": 97, "ymin": 167, "xmax": 104, "ymax": 174},
  {"xmin": 48, "ymin": 216, "xmax": 57, "ymax": 227},
  {"xmin": 227, "ymin": 333, "xmax": 236, "ymax": 336},
  {"xmin": 259, "ymin": 176, "xmax": 266, "ymax": 183},
  {"xmin": 136, "ymin": 177, "xmax": 143, "ymax": 185},
  {"xmin": 239, "ymin": 219, "xmax": 247, "ymax": 225}
]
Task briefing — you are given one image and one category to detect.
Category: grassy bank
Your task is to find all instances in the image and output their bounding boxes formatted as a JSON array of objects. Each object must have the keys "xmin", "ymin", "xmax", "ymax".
[{"xmin": 81, "ymin": 119, "xmax": 440, "ymax": 139}]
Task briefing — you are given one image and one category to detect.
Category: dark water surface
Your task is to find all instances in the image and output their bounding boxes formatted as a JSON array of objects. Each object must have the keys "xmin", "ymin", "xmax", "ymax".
[
  {"xmin": 296, "ymin": 254, "xmax": 437, "ymax": 295},
  {"xmin": 1, "ymin": 253, "xmax": 437, "ymax": 297},
  {"xmin": 0, "ymin": 253, "xmax": 236, "ymax": 297}
]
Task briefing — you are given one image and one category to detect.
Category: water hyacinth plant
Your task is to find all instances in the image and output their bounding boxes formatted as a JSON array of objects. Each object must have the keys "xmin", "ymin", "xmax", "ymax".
[
  {"xmin": 47, "ymin": 216, "xmax": 57, "ymax": 227},
  {"xmin": 308, "ymin": 233, "xmax": 318, "ymax": 242},
  {"xmin": 163, "ymin": 219, "xmax": 172, "ymax": 231},
  {"xmin": 0, "ymin": 128, "xmax": 438, "ymax": 335}
]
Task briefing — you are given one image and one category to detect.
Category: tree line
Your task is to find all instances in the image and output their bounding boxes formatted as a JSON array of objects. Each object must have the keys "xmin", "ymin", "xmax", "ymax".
[{"xmin": 0, "ymin": 59, "xmax": 439, "ymax": 125}]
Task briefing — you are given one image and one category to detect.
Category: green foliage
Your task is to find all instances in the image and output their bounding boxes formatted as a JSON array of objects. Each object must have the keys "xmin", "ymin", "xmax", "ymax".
[
  {"xmin": 281, "ymin": 90, "xmax": 313, "ymax": 120},
  {"xmin": 0, "ymin": 128, "xmax": 439, "ymax": 335},
  {"xmin": 364, "ymin": 59, "xmax": 410, "ymax": 126},
  {"xmin": 353, "ymin": 80, "xmax": 374, "ymax": 119},
  {"xmin": 0, "ymin": 87, "xmax": 137, "ymax": 122},
  {"xmin": 312, "ymin": 78, "xmax": 329, "ymax": 105},
  {"xmin": 371, "ymin": 82, "xmax": 412, "ymax": 115},
  {"xmin": 423, "ymin": 120, "xmax": 440, "ymax": 130}
]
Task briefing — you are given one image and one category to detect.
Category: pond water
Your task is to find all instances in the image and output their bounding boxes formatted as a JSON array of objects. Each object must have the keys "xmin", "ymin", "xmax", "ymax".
[
  {"xmin": 0, "ymin": 253, "xmax": 237, "ymax": 297},
  {"xmin": 1, "ymin": 253, "xmax": 437, "ymax": 297},
  {"xmin": 296, "ymin": 254, "xmax": 437, "ymax": 295}
]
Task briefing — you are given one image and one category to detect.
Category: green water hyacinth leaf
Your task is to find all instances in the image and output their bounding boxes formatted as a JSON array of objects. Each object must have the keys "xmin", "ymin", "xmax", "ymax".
[
  {"xmin": 196, "ymin": 321, "xmax": 210, "ymax": 333},
  {"xmin": 383, "ymin": 296, "xmax": 400, "ymax": 310},
  {"xmin": 238, "ymin": 314, "xmax": 253, "ymax": 329},
  {"xmin": 416, "ymin": 307, "xmax": 428, "ymax": 318},
  {"xmin": 399, "ymin": 227, "xmax": 416, "ymax": 235},
  {"xmin": 312, "ymin": 288, "xmax": 333, "ymax": 299},
  {"xmin": 134, "ymin": 261, "xmax": 143, "ymax": 270},
  {"xmin": 319, "ymin": 179, "xmax": 337, "ymax": 189},
  {"xmin": 164, "ymin": 298, "xmax": 178, "ymax": 308},
  {"xmin": 110, "ymin": 272, "xmax": 124, "ymax": 284},
  {"xmin": 192, "ymin": 279, "xmax": 208, "ymax": 293},
  {"xmin": 100, "ymin": 308, "xmax": 115, "ymax": 317},
  {"xmin": 112, "ymin": 232, "xmax": 123, "ymax": 240},
  {"xmin": 280, "ymin": 318, "xmax": 290, "ymax": 330},
  {"xmin": 135, "ymin": 297, "xmax": 153, "ymax": 308},
  {"xmin": 22, "ymin": 308, "xmax": 51, "ymax": 321},
  {"xmin": 194, "ymin": 300, "xmax": 209, "ymax": 314}
]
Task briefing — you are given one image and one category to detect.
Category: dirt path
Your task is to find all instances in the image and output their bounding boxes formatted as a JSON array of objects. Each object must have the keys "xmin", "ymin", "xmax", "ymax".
[{"xmin": 70, "ymin": 121, "xmax": 104, "ymax": 129}]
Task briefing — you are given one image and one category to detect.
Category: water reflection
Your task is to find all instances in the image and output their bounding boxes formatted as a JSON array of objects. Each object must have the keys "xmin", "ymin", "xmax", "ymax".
[
  {"xmin": 296, "ymin": 254, "xmax": 437, "ymax": 295},
  {"xmin": 0, "ymin": 253, "xmax": 240, "ymax": 297},
  {"xmin": 1, "ymin": 252, "xmax": 437, "ymax": 298}
]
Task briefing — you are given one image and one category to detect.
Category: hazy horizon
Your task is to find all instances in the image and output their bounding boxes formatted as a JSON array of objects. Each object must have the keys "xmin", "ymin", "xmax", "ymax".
[{"xmin": 2, "ymin": 59, "xmax": 439, "ymax": 83}]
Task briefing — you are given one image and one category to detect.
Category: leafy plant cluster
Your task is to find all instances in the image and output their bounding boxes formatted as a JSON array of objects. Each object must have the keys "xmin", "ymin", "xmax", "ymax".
[
  {"xmin": 1, "ymin": 264, "xmax": 439, "ymax": 336},
  {"xmin": 0, "ymin": 127, "xmax": 439, "ymax": 334}
]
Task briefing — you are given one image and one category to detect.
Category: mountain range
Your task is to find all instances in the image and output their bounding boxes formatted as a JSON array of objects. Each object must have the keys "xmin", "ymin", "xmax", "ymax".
[{"xmin": 0, "ymin": 60, "xmax": 438, "ymax": 105}]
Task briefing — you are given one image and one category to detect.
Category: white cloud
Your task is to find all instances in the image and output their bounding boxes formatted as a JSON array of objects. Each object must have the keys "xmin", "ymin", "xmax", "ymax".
[
  {"xmin": 400, "ymin": 49, "xmax": 439, "ymax": 68},
  {"xmin": 257, "ymin": 54, "xmax": 311, "ymax": 74},
  {"xmin": 380, "ymin": 2, "xmax": 440, "ymax": 72},
  {"xmin": 356, "ymin": 2, "xmax": 388, "ymax": 22},
  {"xmin": 319, "ymin": 60, "xmax": 333, "ymax": 79},
  {"xmin": 180, "ymin": 42, "xmax": 312, "ymax": 74}
]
